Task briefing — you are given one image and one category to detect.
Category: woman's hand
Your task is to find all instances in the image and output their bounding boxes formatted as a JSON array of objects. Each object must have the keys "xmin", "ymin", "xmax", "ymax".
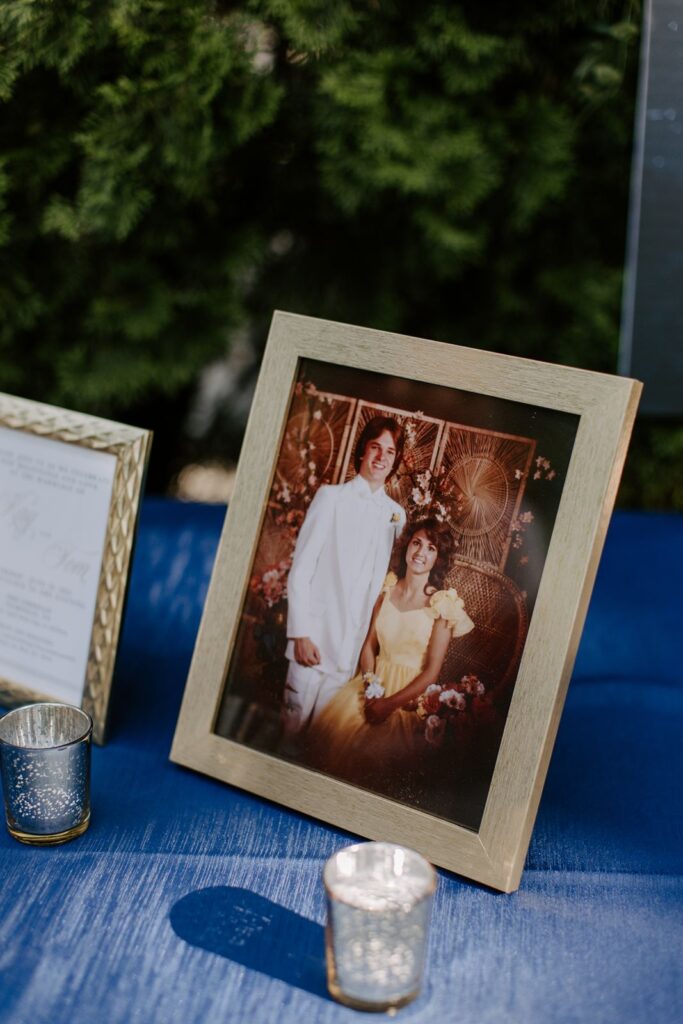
[{"xmin": 364, "ymin": 696, "xmax": 396, "ymax": 725}]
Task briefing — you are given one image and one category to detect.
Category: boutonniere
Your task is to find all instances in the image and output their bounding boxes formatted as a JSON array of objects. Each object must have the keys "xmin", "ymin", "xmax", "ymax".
[{"xmin": 390, "ymin": 512, "xmax": 401, "ymax": 523}]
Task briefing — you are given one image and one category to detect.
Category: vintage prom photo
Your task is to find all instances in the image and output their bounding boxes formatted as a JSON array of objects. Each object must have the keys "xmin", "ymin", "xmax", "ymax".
[{"xmin": 214, "ymin": 357, "xmax": 579, "ymax": 831}]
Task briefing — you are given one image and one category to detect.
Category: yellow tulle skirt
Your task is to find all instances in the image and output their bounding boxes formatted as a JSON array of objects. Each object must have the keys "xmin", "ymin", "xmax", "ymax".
[{"xmin": 306, "ymin": 654, "xmax": 427, "ymax": 787}]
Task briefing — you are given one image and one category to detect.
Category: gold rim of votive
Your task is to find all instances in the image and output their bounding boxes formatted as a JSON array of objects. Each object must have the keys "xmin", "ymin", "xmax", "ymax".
[
  {"xmin": 326, "ymin": 979, "xmax": 420, "ymax": 1013},
  {"xmin": 7, "ymin": 813, "xmax": 91, "ymax": 846}
]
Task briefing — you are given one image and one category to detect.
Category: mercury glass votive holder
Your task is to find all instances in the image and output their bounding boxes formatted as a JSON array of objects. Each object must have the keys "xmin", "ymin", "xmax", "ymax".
[
  {"xmin": 0, "ymin": 703, "xmax": 92, "ymax": 845},
  {"xmin": 324, "ymin": 841, "xmax": 436, "ymax": 1012}
]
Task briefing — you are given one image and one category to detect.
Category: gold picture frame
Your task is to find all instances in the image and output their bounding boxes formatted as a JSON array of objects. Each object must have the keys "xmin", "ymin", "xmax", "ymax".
[
  {"xmin": 171, "ymin": 311, "xmax": 641, "ymax": 891},
  {"xmin": 0, "ymin": 393, "xmax": 152, "ymax": 744}
]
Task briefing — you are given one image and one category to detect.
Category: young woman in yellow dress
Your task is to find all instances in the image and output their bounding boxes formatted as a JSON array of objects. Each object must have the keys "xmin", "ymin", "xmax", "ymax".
[{"xmin": 306, "ymin": 516, "xmax": 474, "ymax": 790}]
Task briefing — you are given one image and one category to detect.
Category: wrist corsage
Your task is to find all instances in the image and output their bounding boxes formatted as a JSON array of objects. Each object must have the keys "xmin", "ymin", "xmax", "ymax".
[{"xmin": 362, "ymin": 672, "xmax": 385, "ymax": 699}]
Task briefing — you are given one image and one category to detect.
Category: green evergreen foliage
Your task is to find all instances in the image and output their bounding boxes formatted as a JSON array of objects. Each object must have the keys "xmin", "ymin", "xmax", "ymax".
[
  {"xmin": 2, "ymin": 1, "xmax": 676, "ymax": 505},
  {"xmin": 0, "ymin": 0, "xmax": 281, "ymax": 406}
]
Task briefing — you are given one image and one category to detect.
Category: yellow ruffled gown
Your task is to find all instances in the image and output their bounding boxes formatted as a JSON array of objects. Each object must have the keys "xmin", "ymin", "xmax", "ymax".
[{"xmin": 307, "ymin": 579, "xmax": 474, "ymax": 789}]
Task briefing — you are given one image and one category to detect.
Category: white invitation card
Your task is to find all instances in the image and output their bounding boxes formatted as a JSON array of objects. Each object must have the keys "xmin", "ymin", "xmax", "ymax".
[{"xmin": 0, "ymin": 427, "xmax": 117, "ymax": 705}]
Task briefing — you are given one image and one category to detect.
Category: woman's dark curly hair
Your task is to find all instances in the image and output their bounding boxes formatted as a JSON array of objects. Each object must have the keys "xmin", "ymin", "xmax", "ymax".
[{"xmin": 393, "ymin": 516, "xmax": 455, "ymax": 594}]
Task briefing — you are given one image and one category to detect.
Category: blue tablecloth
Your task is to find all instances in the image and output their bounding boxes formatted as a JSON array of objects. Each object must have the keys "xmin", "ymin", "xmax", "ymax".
[{"xmin": 1, "ymin": 501, "xmax": 681, "ymax": 1023}]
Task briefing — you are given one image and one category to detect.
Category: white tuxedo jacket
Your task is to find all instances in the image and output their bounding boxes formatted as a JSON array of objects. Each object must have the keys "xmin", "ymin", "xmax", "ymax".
[{"xmin": 286, "ymin": 475, "xmax": 405, "ymax": 675}]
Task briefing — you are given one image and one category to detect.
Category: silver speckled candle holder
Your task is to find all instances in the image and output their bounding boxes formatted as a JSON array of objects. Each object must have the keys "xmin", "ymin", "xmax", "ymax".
[
  {"xmin": 324, "ymin": 841, "xmax": 436, "ymax": 1012},
  {"xmin": 0, "ymin": 703, "xmax": 92, "ymax": 845}
]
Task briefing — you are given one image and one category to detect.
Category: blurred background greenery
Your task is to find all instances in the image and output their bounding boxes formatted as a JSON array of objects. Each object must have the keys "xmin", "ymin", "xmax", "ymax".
[{"xmin": 1, "ymin": 0, "xmax": 679, "ymax": 506}]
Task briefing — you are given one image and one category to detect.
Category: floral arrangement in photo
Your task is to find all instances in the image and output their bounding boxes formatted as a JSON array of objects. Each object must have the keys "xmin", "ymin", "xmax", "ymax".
[
  {"xmin": 510, "ymin": 509, "xmax": 535, "ymax": 550},
  {"xmin": 513, "ymin": 454, "xmax": 557, "ymax": 486},
  {"xmin": 251, "ymin": 380, "xmax": 340, "ymax": 609},
  {"xmin": 249, "ymin": 557, "xmax": 292, "ymax": 607},
  {"xmin": 511, "ymin": 455, "xmax": 557, "ymax": 558},
  {"xmin": 272, "ymin": 380, "xmax": 337, "ymax": 519},
  {"xmin": 415, "ymin": 673, "xmax": 493, "ymax": 747},
  {"xmin": 403, "ymin": 466, "xmax": 464, "ymax": 531}
]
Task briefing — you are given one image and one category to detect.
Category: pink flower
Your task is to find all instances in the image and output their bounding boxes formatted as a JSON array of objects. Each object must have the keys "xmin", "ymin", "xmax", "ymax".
[
  {"xmin": 411, "ymin": 487, "xmax": 431, "ymax": 507},
  {"xmin": 439, "ymin": 689, "xmax": 466, "ymax": 711},
  {"xmin": 421, "ymin": 689, "xmax": 442, "ymax": 716},
  {"xmin": 425, "ymin": 715, "xmax": 446, "ymax": 747},
  {"xmin": 256, "ymin": 564, "xmax": 287, "ymax": 607},
  {"xmin": 458, "ymin": 674, "xmax": 485, "ymax": 696}
]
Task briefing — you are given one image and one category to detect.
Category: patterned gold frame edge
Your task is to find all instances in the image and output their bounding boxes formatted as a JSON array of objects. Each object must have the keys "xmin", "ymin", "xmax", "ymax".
[
  {"xmin": 171, "ymin": 311, "xmax": 642, "ymax": 892},
  {"xmin": 0, "ymin": 393, "xmax": 152, "ymax": 744}
]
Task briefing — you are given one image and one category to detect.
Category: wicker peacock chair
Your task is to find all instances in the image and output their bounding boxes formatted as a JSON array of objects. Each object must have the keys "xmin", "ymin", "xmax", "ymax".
[{"xmin": 438, "ymin": 556, "xmax": 528, "ymax": 704}]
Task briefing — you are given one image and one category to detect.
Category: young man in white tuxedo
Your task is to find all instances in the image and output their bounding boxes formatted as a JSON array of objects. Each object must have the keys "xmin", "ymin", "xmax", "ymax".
[{"xmin": 282, "ymin": 416, "xmax": 406, "ymax": 736}]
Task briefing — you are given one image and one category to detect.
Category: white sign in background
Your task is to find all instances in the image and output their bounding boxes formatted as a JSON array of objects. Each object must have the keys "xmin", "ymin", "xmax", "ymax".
[{"xmin": 0, "ymin": 427, "xmax": 117, "ymax": 705}]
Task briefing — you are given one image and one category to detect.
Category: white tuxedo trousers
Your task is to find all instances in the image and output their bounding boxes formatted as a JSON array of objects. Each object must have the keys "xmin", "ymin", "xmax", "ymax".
[{"xmin": 281, "ymin": 661, "xmax": 349, "ymax": 735}]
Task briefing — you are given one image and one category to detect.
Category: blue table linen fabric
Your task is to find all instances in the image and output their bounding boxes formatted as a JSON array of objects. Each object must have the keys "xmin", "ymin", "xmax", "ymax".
[{"xmin": 0, "ymin": 501, "xmax": 680, "ymax": 1023}]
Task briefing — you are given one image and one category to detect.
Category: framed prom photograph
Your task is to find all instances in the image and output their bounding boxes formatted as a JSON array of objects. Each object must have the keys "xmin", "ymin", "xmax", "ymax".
[
  {"xmin": 0, "ymin": 394, "xmax": 152, "ymax": 743},
  {"xmin": 171, "ymin": 311, "xmax": 641, "ymax": 891}
]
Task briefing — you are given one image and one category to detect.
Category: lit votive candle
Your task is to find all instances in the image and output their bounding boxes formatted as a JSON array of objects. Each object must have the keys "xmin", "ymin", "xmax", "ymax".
[
  {"xmin": 324, "ymin": 841, "xmax": 436, "ymax": 1012},
  {"xmin": 0, "ymin": 703, "xmax": 92, "ymax": 845}
]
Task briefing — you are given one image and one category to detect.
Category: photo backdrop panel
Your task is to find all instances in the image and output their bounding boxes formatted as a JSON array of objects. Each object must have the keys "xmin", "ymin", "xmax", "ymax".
[
  {"xmin": 341, "ymin": 401, "xmax": 444, "ymax": 510},
  {"xmin": 435, "ymin": 425, "xmax": 535, "ymax": 570},
  {"xmin": 274, "ymin": 386, "xmax": 357, "ymax": 495}
]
